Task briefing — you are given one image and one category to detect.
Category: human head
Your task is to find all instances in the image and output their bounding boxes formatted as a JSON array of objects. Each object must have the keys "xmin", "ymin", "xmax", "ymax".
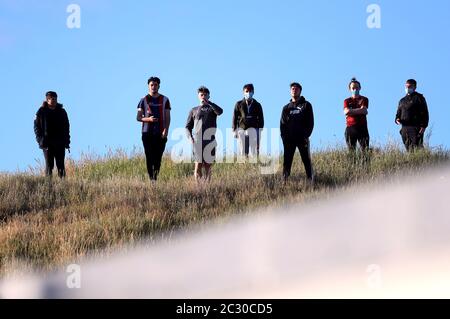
[
  {"xmin": 45, "ymin": 91, "xmax": 58, "ymax": 106},
  {"xmin": 290, "ymin": 82, "xmax": 302, "ymax": 99},
  {"xmin": 405, "ymin": 79, "xmax": 417, "ymax": 94},
  {"xmin": 349, "ymin": 78, "xmax": 361, "ymax": 96},
  {"xmin": 243, "ymin": 83, "xmax": 254, "ymax": 100},
  {"xmin": 147, "ymin": 76, "xmax": 161, "ymax": 95},
  {"xmin": 198, "ymin": 86, "xmax": 210, "ymax": 104}
]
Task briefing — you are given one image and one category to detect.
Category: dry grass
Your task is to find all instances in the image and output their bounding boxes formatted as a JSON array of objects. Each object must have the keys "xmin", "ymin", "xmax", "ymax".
[{"xmin": 0, "ymin": 145, "xmax": 448, "ymax": 277}]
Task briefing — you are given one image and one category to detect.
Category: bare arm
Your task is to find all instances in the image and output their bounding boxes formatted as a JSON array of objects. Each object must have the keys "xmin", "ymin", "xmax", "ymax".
[
  {"xmin": 137, "ymin": 108, "xmax": 158, "ymax": 123},
  {"xmin": 346, "ymin": 107, "xmax": 368, "ymax": 116}
]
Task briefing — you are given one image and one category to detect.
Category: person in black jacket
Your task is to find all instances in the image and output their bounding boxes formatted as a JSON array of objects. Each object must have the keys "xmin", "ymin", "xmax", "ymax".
[
  {"xmin": 395, "ymin": 79, "xmax": 429, "ymax": 151},
  {"xmin": 280, "ymin": 82, "xmax": 314, "ymax": 182},
  {"xmin": 232, "ymin": 84, "xmax": 264, "ymax": 160},
  {"xmin": 34, "ymin": 91, "xmax": 71, "ymax": 178}
]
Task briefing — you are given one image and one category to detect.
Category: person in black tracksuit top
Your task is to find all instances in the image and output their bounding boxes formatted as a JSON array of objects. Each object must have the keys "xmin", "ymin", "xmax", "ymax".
[
  {"xmin": 395, "ymin": 79, "xmax": 429, "ymax": 151},
  {"xmin": 34, "ymin": 91, "xmax": 71, "ymax": 178},
  {"xmin": 280, "ymin": 82, "xmax": 314, "ymax": 181}
]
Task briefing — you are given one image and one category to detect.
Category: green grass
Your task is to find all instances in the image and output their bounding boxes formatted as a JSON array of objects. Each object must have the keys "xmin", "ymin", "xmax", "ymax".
[{"xmin": 0, "ymin": 145, "xmax": 449, "ymax": 276}]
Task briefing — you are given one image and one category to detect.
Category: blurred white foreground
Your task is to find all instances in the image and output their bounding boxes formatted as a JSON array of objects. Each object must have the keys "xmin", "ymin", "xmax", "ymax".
[{"xmin": 1, "ymin": 165, "xmax": 450, "ymax": 298}]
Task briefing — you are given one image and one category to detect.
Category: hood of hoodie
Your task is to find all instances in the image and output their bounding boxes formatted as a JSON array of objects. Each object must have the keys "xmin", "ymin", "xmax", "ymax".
[{"xmin": 290, "ymin": 96, "xmax": 306, "ymax": 106}]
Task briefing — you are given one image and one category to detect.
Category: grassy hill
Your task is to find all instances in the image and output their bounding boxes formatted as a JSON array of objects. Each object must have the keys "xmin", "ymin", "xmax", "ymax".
[{"xmin": 0, "ymin": 146, "xmax": 449, "ymax": 276}]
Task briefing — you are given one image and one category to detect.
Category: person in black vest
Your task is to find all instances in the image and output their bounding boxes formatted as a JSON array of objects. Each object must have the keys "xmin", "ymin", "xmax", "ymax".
[
  {"xmin": 280, "ymin": 82, "xmax": 314, "ymax": 182},
  {"xmin": 136, "ymin": 76, "xmax": 171, "ymax": 181},
  {"xmin": 34, "ymin": 91, "xmax": 71, "ymax": 178},
  {"xmin": 186, "ymin": 86, "xmax": 223, "ymax": 182},
  {"xmin": 232, "ymin": 83, "xmax": 264, "ymax": 161},
  {"xmin": 395, "ymin": 79, "xmax": 429, "ymax": 151}
]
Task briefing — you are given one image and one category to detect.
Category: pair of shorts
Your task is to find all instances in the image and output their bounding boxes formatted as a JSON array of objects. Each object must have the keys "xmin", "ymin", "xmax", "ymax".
[{"xmin": 193, "ymin": 139, "xmax": 217, "ymax": 164}]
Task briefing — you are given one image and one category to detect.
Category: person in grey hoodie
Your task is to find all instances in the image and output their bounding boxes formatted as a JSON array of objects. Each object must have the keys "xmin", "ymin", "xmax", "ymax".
[{"xmin": 186, "ymin": 86, "xmax": 223, "ymax": 182}]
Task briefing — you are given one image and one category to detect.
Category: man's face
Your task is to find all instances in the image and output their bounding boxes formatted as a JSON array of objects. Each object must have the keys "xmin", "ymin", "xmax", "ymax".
[
  {"xmin": 46, "ymin": 96, "xmax": 57, "ymax": 106},
  {"xmin": 405, "ymin": 82, "xmax": 416, "ymax": 92},
  {"xmin": 198, "ymin": 92, "xmax": 209, "ymax": 104},
  {"xmin": 243, "ymin": 88, "xmax": 254, "ymax": 99},
  {"xmin": 148, "ymin": 81, "xmax": 160, "ymax": 94},
  {"xmin": 290, "ymin": 86, "xmax": 301, "ymax": 99}
]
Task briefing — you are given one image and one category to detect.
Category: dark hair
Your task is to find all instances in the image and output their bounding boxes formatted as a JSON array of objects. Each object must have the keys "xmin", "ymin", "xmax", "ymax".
[
  {"xmin": 45, "ymin": 91, "xmax": 58, "ymax": 98},
  {"xmin": 406, "ymin": 79, "xmax": 417, "ymax": 87},
  {"xmin": 147, "ymin": 77, "xmax": 161, "ymax": 85},
  {"xmin": 348, "ymin": 77, "xmax": 361, "ymax": 89},
  {"xmin": 290, "ymin": 82, "xmax": 302, "ymax": 90},
  {"xmin": 198, "ymin": 86, "xmax": 210, "ymax": 95},
  {"xmin": 243, "ymin": 83, "xmax": 254, "ymax": 92}
]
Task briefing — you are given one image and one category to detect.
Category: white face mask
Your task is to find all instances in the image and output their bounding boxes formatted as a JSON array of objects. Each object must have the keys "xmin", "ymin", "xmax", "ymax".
[
  {"xmin": 244, "ymin": 92, "xmax": 254, "ymax": 100},
  {"xmin": 406, "ymin": 87, "xmax": 415, "ymax": 95}
]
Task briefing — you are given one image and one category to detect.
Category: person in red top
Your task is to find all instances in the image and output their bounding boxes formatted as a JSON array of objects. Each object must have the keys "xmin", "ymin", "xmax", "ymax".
[{"xmin": 343, "ymin": 78, "xmax": 369, "ymax": 152}]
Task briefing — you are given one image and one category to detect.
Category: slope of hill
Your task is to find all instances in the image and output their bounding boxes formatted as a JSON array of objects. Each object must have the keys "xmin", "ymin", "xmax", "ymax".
[{"xmin": 0, "ymin": 146, "xmax": 448, "ymax": 277}]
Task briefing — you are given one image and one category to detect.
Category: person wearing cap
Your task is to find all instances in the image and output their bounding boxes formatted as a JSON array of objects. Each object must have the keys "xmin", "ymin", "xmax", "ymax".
[
  {"xmin": 280, "ymin": 82, "xmax": 314, "ymax": 182},
  {"xmin": 343, "ymin": 77, "xmax": 370, "ymax": 152},
  {"xmin": 34, "ymin": 91, "xmax": 71, "ymax": 178},
  {"xmin": 136, "ymin": 76, "xmax": 171, "ymax": 181},
  {"xmin": 186, "ymin": 86, "xmax": 223, "ymax": 182},
  {"xmin": 232, "ymin": 83, "xmax": 264, "ymax": 161},
  {"xmin": 395, "ymin": 79, "xmax": 429, "ymax": 151}
]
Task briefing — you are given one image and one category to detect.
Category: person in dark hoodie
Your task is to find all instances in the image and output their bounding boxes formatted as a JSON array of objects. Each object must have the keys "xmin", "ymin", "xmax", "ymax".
[
  {"xmin": 34, "ymin": 91, "xmax": 71, "ymax": 178},
  {"xmin": 395, "ymin": 79, "xmax": 429, "ymax": 151},
  {"xmin": 186, "ymin": 86, "xmax": 223, "ymax": 182},
  {"xmin": 232, "ymin": 83, "xmax": 264, "ymax": 160},
  {"xmin": 280, "ymin": 82, "xmax": 314, "ymax": 182}
]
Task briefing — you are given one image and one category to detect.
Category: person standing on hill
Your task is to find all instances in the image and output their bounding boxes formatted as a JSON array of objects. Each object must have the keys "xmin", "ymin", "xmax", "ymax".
[
  {"xmin": 232, "ymin": 83, "xmax": 264, "ymax": 161},
  {"xmin": 186, "ymin": 86, "xmax": 223, "ymax": 182},
  {"xmin": 136, "ymin": 76, "xmax": 171, "ymax": 181},
  {"xmin": 343, "ymin": 78, "xmax": 370, "ymax": 152},
  {"xmin": 280, "ymin": 82, "xmax": 314, "ymax": 182},
  {"xmin": 395, "ymin": 79, "xmax": 429, "ymax": 151},
  {"xmin": 34, "ymin": 91, "xmax": 71, "ymax": 178}
]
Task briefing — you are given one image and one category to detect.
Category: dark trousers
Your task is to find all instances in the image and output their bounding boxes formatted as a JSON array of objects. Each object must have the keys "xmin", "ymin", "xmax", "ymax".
[
  {"xmin": 142, "ymin": 133, "xmax": 167, "ymax": 180},
  {"xmin": 43, "ymin": 146, "xmax": 66, "ymax": 178},
  {"xmin": 283, "ymin": 138, "xmax": 313, "ymax": 180},
  {"xmin": 400, "ymin": 126, "xmax": 424, "ymax": 151},
  {"xmin": 345, "ymin": 125, "xmax": 369, "ymax": 151}
]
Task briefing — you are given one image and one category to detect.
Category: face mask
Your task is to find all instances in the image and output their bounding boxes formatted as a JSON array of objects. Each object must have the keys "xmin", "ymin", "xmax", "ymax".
[
  {"xmin": 405, "ymin": 88, "xmax": 415, "ymax": 95},
  {"xmin": 244, "ymin": 92, "xmax": 254, "ymax": 100},
  {"xmin": 351, "ymin": 89, "xmax": 360, "ymax": 96}
]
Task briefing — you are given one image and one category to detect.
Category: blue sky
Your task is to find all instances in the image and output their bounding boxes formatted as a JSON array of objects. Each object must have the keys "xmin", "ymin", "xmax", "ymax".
[{"xmin": 1, "ymin": 0, "xmax": 449, "ymax": 172}]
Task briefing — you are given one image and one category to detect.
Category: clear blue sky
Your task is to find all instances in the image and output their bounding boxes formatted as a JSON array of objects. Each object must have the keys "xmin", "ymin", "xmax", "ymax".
[{"xmin": 1, "ymin": 0, "xmax": 449, "ymax": 172}]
